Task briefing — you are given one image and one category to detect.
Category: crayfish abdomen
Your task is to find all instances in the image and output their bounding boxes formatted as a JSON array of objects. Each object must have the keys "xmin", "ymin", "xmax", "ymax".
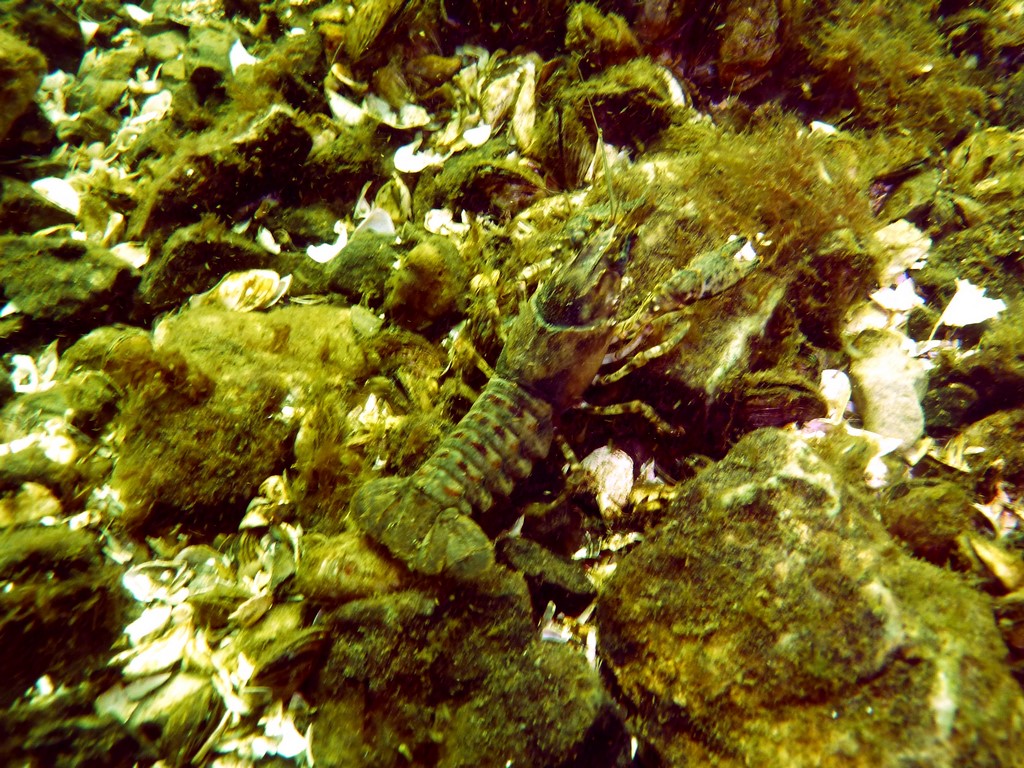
[{"xmin": 350, "ymin": 225, "xmax": 625, "ymax": 581}]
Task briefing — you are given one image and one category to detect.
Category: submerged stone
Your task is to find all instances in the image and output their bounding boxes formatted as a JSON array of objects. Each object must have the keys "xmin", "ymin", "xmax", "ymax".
[
  {"xmin": 106, "ymin": 304, "xmax": 366, "ymax": 530},
  {"xmin": 0, "ymin": 235, "xmax": 139, "ymax": 348},
  {"xmin": 311, "ymin": 570, "xmax": 629, "ymax": 767},
  {"xmin": 598, "ymin": 428, "xmax": 1024, "ymax": 767}
]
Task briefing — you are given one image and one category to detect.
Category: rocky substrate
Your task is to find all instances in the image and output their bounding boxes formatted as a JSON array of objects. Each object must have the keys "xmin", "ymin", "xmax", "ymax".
[{"xmin": 3, "ymin": 0, "xmax": 1024, "ymax": 766}]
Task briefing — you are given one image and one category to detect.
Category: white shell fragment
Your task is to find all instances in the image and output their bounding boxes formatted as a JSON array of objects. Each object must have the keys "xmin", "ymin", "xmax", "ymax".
[
  {"xmin": 189, "ymin": 270, "xmax": 291, "ymax": 312},
  {"xmin": 580, "ymin": 446, "xmax": 635, "ymax": 518},
  {"xmin": 218, "ymin": 698, "xmax": 312, "ymax": 761},
  {"xmin": 9, "ymin": 341, "xmax": 59, "ymax": 394},
  {"xmin": 123, "ymin": 4, "xmax": 153, "ymax": 24},
  {"xmin": 424, "ymin": 208, "xmax": 469, "ymax": 236},
  {"xmin": 122, "ymin": 561, "xmax": 192, "ymax": 604},
  {"xmin": 934, "ymin": 279, "xmax": 1006, "ymax": 331},
  {"xmin": 819, "ymin": 369, "xmax": 852, "ymax": 424},
  {"xmin": 659, "ymin": 66, "xmax": 688, "ymax": 107},
  {"xmin": 30, "ymin": 177, "xmax": 80, "ymax": 216},
  {"xmin": 80, "ymin": 19, "xmax": 100, "ymax": 43},
  {"xmin": 873, "ymin": 219, "xmax": 931, "ymax": 285},
  {"xmin": 306, "ymin": 220, "xmax": 348, "ymax": 263},
  {"xmin": 734, "ymin": 238, "xmax": 758, "ymax": 264},
  {"xmin": 326, "ymin": 89, "xmax": 366, "ymax": 125},
  {"xmin": 116, "ymin": 621, "xmax": 191, "ymax": 678},
  {"xmin": 481, "ymin": 67, "xmax": 523, "ymax": 128},
  {"xmin": 352, "ymin": 207, "xmax": 396, "ymax": 237},
  {"xmin": 229, "ymin": 39, "xmax": 260, "ymax": 75},
  {"xmin": 327, "ymin": 89, "xmax": 430, "ymax": 130},
  {"xmin": 463, "ymin": 123, "xmax": 492, "ymax": 147},
  {"xmin": 37, "ymin": 71, "xmax": 76, "ymax": 124},
  {"xmin": 394, "ymin": 138, "xmax": 448, "ymax": 173},
  {"xmin": 109, "ymin": 242, "xmax": 149, "ymax": 268},
  {"xmin": 256, "ymin": 226, "xmax": 282, "ymax": 255},
  {"xmin": 364, "ymin": 95, "xmax": 430, "ymax": 129},
  {"xmin": 125, "ymin": 604, "xmax": 173, "ymax": 646},
  {"xmin": 228, "ymin": 592, "xmax": 273, "ymax": 627},
  {"xmin": 511, "ymin": 58, "xmax": 537, "ymax": 150},
  {"xmin": 871, "ymin": 278, "xmax": 924, "ymax": 313}
]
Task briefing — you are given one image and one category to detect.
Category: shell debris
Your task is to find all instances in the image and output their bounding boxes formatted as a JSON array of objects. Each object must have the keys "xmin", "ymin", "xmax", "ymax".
[
  {"xmin": 579, "ymin": 445, "xmax": 635, "ymax": 519},
  {"xmin": 188, "ymin": 270, "xmax": 291, "ymax": 312},
  {"xmin": 94, "ymin": 483, "xmax": 320, "ymax": 765}
]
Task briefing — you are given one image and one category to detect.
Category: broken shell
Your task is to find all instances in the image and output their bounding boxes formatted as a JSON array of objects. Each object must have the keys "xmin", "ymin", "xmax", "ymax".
[
  {"xmin": 229, "ymin": 39, "xmax": 260, "ymax": 75},
  {"xmin": 481, "ymin": 66, "xmax": 524, "ymax": 128},
  {"xmin": 932, "ymin": 279, "xmax": 1006, "ymax": 334},
  {"xmin": 820, "ymin": 369, "xmax": 851, "ymax": 423},
  {"xmin": 510, "ymin": 58, "xmax": 537, "ymax": 151},
  {"xmin": 123, "ymin": 561, "xmax": 191, "ymax": 604},
  {"xmin": 463, "ymin": 124, "xmax": 492, "ymax": 146},
  {"xmin": 188, "ymin": 270, "xmax": 291, "ymax": 312},
  {"xmin": 306, "ymin": 220, "xmax": 348, "ymax": 263},
  {"xmin": 248, "ymin": 626, "xmax": 330, "ymax": 695},
  {"xmin": 967, "ymin": 535, "xmax": 1024, "ymax": 592},
  {"xmin": 125, "ymin": 672, "xmax": 225, "ymax": 765},
  {"xmin": 30, "ymin": 177, "xmax": 81, "ymax": 216},
  {"xmin": 125, "ymin": 603, "xmax": 174, "ymax": 646},
  {"xmin": 353, "ymin": 206, "xmax": 396, "ymax": 237},
  {"xmin": 116, "ymin": 620, "xmax": 192, "ymax": 678},
  {"xmin": 228, "ymin": 592, "xmax": 274, "ymax": 628},
  {"xmin": 580, "ymin": 446, "xmax": 634, "ymax": 519},
  {"xmin": 394, "ymin": 138, "xmax": 447, "ymax": 173}
]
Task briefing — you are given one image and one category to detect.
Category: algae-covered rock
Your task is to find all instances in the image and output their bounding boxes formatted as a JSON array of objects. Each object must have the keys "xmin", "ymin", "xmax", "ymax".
[
  {"xmin": 0, "ymin": 235, "xmax": 140, "ymax": 348},
  {"xmin": 311, "ymin": 569, "xmax": 629, "ymax": 767},
  {"xmin": 323, "ymin": 229, "xmax": 400, "ymax": 306},
  {"xmin": 0, "ymin": 526, "xmax": 125, "ymax": 708},
  {"xmin": 0, "ymin": 28, "xmax": 46, "ymax": 144},
  {"xmin": 129, "ymin": 103, "xmax": 312, "ymax": 237},
  {"xmin": 495, "ymin": 535, "xmax": 596, "ymax": 616},
  {"xmin": 384, "ymin": 237, "xmax": 469, "ymax": 330},
  {"xmin": 598, "ymin": 428, "xmax": 1024, "ymax": 767},
  {"xmin": 881, "ymin": 479, "xmax": 976, "ymax": 567},
  {"xmin": 107, "ymin": 305, "xmax": 366, "ymax": 529}
]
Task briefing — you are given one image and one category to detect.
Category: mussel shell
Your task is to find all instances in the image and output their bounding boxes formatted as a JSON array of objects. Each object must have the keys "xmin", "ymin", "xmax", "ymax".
[
  {"xmin": 127, "ymin": 672, "xmax": 225, "ymax": 765},
  {"xmin": 188, "ymin": 270, "xmax": 290, "ymax": 312},
  {"xmin": 249, "ymin": 626, "xmax": 330, "ymax": 695},
  {"xmin": 732, "ymin": 379, "xmax": 827, "ymax": 433}
]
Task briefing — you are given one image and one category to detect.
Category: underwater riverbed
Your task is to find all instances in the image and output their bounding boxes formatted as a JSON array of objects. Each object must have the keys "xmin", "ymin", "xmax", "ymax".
[{"xmin": 3, "ymin": 0, "xmax": 1024, "ymax": 765}]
